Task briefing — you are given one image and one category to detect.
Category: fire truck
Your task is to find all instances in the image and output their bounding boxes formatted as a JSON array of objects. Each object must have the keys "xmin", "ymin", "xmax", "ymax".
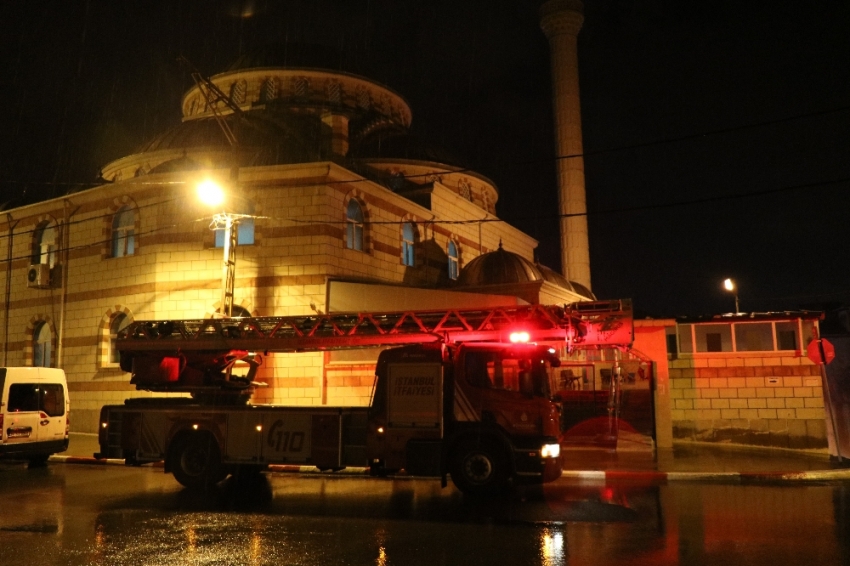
[{"xmin": 95, "ymin": 300, "xmax": 633, "ymax": 495}]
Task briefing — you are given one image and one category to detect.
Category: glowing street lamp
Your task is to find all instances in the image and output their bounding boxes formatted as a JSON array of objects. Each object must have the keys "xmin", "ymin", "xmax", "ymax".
[
  {"xmin": 197, "ymin": 179, "xmax": 225, "ymax": 207},
  {"xmin": 723, "ymin": 278, "xmax": 740, "ymax": 314},
  {"xmin": 197, "ymin": 179, "xmax": 244, "ymax": 318}
]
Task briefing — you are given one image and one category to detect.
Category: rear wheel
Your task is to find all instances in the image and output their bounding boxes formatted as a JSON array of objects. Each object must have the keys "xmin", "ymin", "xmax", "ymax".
[
  {"xmin": 449, "ymin": 438, "xmax": 509, "ymax": 496},
  {"xmin": 170, "ymin": 433, "xmax": 225, "ymax": 490}
]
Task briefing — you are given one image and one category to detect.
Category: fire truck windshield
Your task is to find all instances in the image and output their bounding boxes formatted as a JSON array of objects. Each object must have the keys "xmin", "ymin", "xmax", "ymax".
[{"xmin": 464, "ymin": 347, "xmax": 558, "ymax": 397}]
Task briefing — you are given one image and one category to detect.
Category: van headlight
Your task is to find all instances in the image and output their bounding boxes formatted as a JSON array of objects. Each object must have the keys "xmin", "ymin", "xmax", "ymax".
[{"xmin": 541, "ymin": 443, "xmax": 560, "ymax": 459}]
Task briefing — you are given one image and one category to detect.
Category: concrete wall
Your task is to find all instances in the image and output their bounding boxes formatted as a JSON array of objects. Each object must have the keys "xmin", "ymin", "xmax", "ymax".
[{"xmin": 669, "ymin": 354, "xmax": 826, "ymax": 449}]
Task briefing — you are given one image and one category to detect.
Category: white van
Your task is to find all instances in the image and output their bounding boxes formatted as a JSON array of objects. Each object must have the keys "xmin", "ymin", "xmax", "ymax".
[{"xmin": 0, "ymin": 368, "xmax": 70, "ymax": 465}]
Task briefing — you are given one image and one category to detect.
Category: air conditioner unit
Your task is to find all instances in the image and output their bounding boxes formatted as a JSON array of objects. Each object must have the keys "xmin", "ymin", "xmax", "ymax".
[{"xmin": 27, "ymin": 264, "xmax": 51, "ymax": 289}]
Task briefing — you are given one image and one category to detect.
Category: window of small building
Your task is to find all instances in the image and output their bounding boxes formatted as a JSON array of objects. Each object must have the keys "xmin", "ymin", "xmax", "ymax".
[
  {"xmin": 801, "ymin": 319, "xmax": 817, "ymax": 347},
  {"xmin": 401, "ymin": 222, "xmax": 416, "ymax": 267},
  {"xmin": 694, "ymin": 324, "xmax": 732, "ymax": 353},
  {"xmin": 677, "ymin": 324, "xmax": 694, "ymax": 353},
  {"xmin": 734, "ymin": 322, "xmax": 774, "ymax": 352},
  {"xmin": 346, "ymin": 200, "xmax": 364, "ymax": 251},
  {"xmin": 215, "ymin": 218, "xmax": 254, "ymax": 247},
  {"xmin": 447, "ymin": 241, "xmax": 459, "ymax": 280},
  {"xmin": 32, "ymin": 222, "xmax": 57, "ymax": 267},
  {"xmin": 33, "ymin": 322, "xmax": 52, "ymax": 367},
  {"xmin": 111, "ymin": 206, "xmax": 136, "ymax": 258},
  {"xmin": 666, "ymin": 326, "xmax": 679, "ymax": 358},
  {"xmin": 775, "ymin": 321, "xmax": 799, "ymax": 350}
]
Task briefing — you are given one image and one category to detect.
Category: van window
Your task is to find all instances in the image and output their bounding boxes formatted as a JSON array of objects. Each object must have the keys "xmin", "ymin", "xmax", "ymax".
[
  {"xmin": 40, "ymin": 384, "xmax": 65, "ymax": 416},
  {"xmin": 7, "ymin": 383, "xmax": 65, "ymax": 416}
]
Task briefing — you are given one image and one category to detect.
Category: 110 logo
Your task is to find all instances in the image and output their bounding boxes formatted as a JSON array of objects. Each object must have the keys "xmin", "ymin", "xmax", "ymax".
[{"xmin": 267, "ymin": 419, "xmax": 306, "ymax": 453}]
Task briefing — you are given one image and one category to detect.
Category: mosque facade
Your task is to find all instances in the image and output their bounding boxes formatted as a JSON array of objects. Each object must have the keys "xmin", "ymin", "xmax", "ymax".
[{"xmin": 0, "ymin": 46, "xmax": 589, "ymax": 432}]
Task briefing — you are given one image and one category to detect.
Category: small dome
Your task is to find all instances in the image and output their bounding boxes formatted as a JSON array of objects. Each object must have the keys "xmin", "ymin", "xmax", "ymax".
[
  {"xmin": 536, "ymin": 263, "xmax": 572, "ymax": 290},
  {"xmin": 569, "ymin": 281, "xmax": 596, "ymax": 300},
  {"xmin": 456, "ymin": 244, "xmax": 543, "ymax": 287},
  {"xmin": 536, "ymin": 263, "xmax": 596, "ymax": 299}
]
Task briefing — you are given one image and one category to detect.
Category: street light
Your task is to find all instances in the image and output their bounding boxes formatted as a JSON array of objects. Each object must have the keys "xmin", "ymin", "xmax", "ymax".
[
  {"xmin": 723, "ymin": 278, "xmax": 740, "ymax": 314},
  {"xmin": 197, "ymin": 178, "xmax": 244, "ymax": 318},
  {"xmin": 197, "ymin": 179, "xmax": 225, "ymax": 207}
]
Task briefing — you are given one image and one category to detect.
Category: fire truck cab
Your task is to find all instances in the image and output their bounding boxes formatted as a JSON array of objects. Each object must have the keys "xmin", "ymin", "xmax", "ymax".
[{"xmin": 367, "ymin": 341, "xmax": 563, "ymax": 493}]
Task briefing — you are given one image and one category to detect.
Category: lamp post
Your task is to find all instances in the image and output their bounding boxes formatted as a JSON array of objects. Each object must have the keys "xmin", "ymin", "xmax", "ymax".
[
  {"xmin": 723, "ymin": 278, "xmax": 740, "ymax": 314},
  {"xmin": 198, "ymin": 179, "xmax": 242, "ymax": 318}
]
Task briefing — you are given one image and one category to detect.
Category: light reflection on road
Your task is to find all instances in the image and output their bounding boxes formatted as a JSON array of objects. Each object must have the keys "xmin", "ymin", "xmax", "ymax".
[{"xmin": 1, "ymin": 462, "xmax": 849, "ymax": 565}]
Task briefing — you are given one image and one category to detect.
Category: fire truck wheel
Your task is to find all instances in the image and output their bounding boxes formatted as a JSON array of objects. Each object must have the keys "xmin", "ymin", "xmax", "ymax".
[
  {"xmin": 170, "ymin": 433, "xmax": 226, "ymax": 490},
  {"xmin": 449, "ymin": 438, "xmax": 508, "ymax": 496}
]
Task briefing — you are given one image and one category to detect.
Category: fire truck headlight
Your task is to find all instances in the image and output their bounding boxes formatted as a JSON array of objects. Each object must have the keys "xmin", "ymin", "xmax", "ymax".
[{"xmin": 541, "ymin": 443, "xmax": 560, "ymax": 459}]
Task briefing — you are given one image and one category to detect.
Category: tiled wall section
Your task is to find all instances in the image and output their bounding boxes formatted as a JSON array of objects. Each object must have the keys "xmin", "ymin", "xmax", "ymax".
[{"xmin": 669, "ymin": 355, "xmax": 826, "ymax": 448}]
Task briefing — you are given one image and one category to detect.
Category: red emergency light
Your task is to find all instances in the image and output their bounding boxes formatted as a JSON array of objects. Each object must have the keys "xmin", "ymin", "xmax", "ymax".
[{"xmin": 509, "ymin": 331, "xmax": 530, "ymax": 343}]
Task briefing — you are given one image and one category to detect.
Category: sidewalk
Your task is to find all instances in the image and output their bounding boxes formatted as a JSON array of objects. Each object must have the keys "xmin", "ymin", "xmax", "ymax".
[{"xmin": 53, "ymin": 432, "xmax": 850, "ymax": 483}]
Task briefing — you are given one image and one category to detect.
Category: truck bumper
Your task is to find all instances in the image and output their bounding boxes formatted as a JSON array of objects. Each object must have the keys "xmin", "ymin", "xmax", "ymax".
[{"xmin": 511, "ymin": 437, "xmax": 563, "ymax": 484}]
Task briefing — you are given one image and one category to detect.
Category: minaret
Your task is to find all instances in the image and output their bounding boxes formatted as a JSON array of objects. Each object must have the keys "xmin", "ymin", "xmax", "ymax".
[{"xmin": 539, "ymin": 0, "xmax": 591, "ymax": 290}]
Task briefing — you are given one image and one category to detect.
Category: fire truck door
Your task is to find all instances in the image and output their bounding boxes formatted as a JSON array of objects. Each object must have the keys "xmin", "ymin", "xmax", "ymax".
[{"xmin": 386, "ymin": 363, "xmax": 443, "ymax": 435}]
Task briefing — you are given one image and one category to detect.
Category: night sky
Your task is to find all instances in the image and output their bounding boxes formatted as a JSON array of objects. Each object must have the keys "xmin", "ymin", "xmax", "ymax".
[{"xmin": 2, "ymin": 0, "xmax": 848, "ymax": 317}]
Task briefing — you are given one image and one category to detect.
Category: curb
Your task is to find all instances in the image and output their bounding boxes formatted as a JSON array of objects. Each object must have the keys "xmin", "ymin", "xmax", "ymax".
[
  {"xmin": 560, "ymin": 469, "xmax": 850, "ymax": 483},
  {"xmin": 49, "ymin": 455, "xmax": 369, "ymax": 475},
  {"xmin": 49, "ymin": 455, "xmax": 850, "ymax": 483}
]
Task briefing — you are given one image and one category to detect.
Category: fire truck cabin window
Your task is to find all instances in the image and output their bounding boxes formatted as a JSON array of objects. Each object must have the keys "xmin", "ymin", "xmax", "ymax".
[{"xmin": 464, "ymin": 349, "xmax": 551, "ymax": 396}]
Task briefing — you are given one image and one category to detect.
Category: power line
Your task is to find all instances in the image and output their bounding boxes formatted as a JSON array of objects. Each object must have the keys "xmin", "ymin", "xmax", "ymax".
[{"xmin": 2, "ymin": 104, "xmax": 848, "ymax": 192}]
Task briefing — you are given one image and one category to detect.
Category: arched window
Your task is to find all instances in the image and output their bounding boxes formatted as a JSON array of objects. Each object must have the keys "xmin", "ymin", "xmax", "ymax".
[
  {"xmin": 230, "ymin": 79, "xmax": 247, "ymax": 105},
  {"xmin": 401, "ymin": 222, "xmax": 416, "ymax": 267},
  {"xmin": 448, "ymin": 241, "xmax": 459, "ymax": 280},
  {"xmin": 111, "ymin": 206, "xmax": 136, "ymax": 257},
  {"xmin": 32, "ymin": 222, "xmax": 57, "ymax": 267},
  {"xmin": 109, "ymin": 313, "xmax": 131, "ymax": 365},
  {"xmin": 259, "ymin": 78, "xmax": 278, "ymax": 103},
  {"xmin": 346, "ymin": 200, "xmax": 364, "ymax": 251},
  {"xmin": 33, "ymin": 322, "xmax": 52, "ymax": 368}
]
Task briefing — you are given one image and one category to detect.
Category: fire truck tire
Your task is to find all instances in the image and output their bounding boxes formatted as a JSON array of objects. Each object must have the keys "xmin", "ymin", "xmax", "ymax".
[
  {"xmin": 124, "ymin": 451, "xmax": 142, "ymax": 467},
  {"xmin": 449, "ymin": 438, "xmax": 508, "ymax": 496},
  {"xmin": 170, "ymin": 433, "xmax": 226, "ymax": 490}
]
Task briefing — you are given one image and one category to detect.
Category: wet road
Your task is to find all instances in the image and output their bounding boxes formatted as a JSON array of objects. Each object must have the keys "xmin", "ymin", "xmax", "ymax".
[{"xmin": 1, "ymin": 461, "xmax": 848, "ymax": 565}]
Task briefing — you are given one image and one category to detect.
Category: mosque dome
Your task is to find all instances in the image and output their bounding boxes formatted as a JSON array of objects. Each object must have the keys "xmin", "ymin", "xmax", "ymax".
[
  {"xmin": 456, "ymin": 244, "xmax": 544, "ymax": 287},
  {"xmin": 99, "ymin": 43, "xmax": 486, "ymax": 212},
  {"xmin": 454, "ymin": 245, "xmax": 595, "ymax": 300}
]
